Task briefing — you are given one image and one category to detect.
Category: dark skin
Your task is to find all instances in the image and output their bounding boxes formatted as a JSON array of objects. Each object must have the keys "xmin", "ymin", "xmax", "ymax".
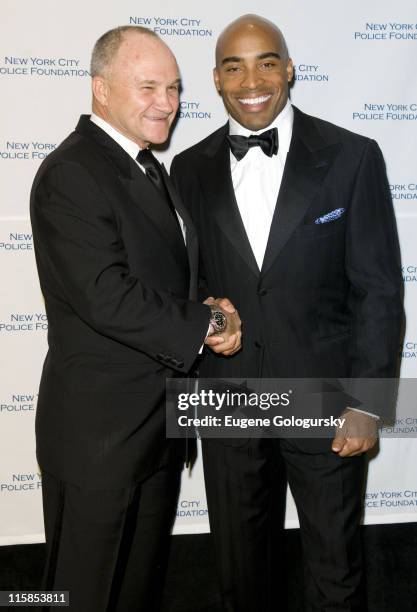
[
  {"xmin": 214, "ymin": 15, "xmax": 293, "ymax": 131},
  {"xmin": 213, "ymin": 14, "xmax": 378, "ymax": 454}
]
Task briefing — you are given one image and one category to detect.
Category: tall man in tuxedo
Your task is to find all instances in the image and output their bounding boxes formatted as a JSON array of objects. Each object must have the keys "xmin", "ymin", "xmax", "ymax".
[
  {"xmin": 171, "ymin": 14, "xmax": 403, "ymax": 612},
  {"xmin": 30, "ymin": 25, "xmax": 240, "ymax": 612}
]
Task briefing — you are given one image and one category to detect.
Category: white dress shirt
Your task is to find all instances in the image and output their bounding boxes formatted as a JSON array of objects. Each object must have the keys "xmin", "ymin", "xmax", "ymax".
[
  {"xmin": 229, "ymin": 99, "xmax": 293, "ymax": 270},
  {"xmin": 90, "ymin": 113, "xmax": 186, "ymax": 242}
]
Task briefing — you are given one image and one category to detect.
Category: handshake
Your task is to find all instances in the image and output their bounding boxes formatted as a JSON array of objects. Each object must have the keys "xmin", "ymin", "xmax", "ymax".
[{"xmin": 203, "ymin": 297, "xmax": 242, "ymax": 357}]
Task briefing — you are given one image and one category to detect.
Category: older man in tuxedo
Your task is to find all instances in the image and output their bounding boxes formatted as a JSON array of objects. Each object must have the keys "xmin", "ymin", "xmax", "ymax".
[
  {"xmin": 30, "ymin": 25, "xmax": 240, "ymax": 612},
  {"xmin": 171, "ymin": 14, "xmax": 403, "ymax": 612}
]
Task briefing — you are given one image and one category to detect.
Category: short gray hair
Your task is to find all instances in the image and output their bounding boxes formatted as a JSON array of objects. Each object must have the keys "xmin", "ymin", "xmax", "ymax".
[{"xmin": 90, "ymin": 25, "xmax": 159, "ymax": 77}]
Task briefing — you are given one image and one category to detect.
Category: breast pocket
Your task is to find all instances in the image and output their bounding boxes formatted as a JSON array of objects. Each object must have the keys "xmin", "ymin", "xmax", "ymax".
[{"xmin": 294, "ymin": 219, "xmax": 345, "ymax": 240}]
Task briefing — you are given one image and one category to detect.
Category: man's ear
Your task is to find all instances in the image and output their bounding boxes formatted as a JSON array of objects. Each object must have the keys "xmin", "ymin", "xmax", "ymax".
[
  {"xmin": 286, "ymin": 58, "xmax": 294, "ymax": 84},
  {"xmin": 213, "ymin": 67, "xmax": 221, "ymax": 94},
  {"xmin": 92, "ymin": 75, "xmax": 109, "ymax": 106}
]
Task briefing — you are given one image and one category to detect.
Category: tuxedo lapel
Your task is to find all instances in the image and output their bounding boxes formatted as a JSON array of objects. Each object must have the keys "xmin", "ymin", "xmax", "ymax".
[
  {"xmin": 121, "ymin": 161, "xmax": 188, "ymax": 271},
  {"xmin": 201, "ymin": 125, "xmax": 259, "ymax": 278},
  {"xmin": 75, "ymin": 115, "xmax": 188, "ymax": 271},
  {"xmin": 161, "ymin": 163, "xmax": 194, "ymax": 230},
  {"xmin": 261, "ymin": 108, "xmax": 341, "ymax": 276},
  {"xmin": 161, "ymin": 164, "xmax": 199, "ymax": 299}
]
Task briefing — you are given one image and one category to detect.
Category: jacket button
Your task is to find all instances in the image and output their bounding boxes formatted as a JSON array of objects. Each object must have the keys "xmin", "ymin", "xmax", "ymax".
[
  {"xmin": 177, "ymin": 361, "xmax": 184, "ymax": 369},
  {"xmin": 254, "ymin": 341, "xmax": 262, "ymax": 348},
  {"xmin": 258, "ymin": 288, "xmax": 268, "ymax": 296}
]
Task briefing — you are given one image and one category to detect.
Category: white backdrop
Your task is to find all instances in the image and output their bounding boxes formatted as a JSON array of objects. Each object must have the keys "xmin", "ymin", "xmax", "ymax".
[{"xmin": 1, "ymin": 0, "xmax": 416, "ymax": 544}]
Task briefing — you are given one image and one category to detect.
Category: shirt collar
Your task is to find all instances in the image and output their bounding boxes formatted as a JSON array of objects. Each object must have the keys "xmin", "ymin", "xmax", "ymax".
[
  {"xmin": 228, "ymin": 99, "xmax": 294, "ymax": 154},
  {"xmin": 90, "ymin": 113, "xmax": 143, "ymax": 160}
]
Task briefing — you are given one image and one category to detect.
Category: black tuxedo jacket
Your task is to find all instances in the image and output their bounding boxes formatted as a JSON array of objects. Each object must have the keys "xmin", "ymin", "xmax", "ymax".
[
  {"xmin": 171, "ymin": 106, "xmax": 403, "ymax": 426},
  {"xmin": 30, "ymin": 115, "xmax": 210, "ymax": 488}
]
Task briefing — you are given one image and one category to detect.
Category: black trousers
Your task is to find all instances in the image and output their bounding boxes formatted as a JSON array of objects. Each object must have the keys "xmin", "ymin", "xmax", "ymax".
[
  {"xmin": 40, "ymin": 463, "xmax": 181, "ymax": 612},
  {"xmin": 202, "ymin": 438, "xmax": 366, "ymax": 612}
]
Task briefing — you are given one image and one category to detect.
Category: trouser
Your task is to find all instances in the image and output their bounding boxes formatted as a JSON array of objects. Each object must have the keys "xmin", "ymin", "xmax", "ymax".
[
  {"xmin": 202, "ymin": 438, "xmax": 366, "ymax": 612},
  {"xmin": 40, "ymin": 462, "xmax": 181, "ymax": 612}
]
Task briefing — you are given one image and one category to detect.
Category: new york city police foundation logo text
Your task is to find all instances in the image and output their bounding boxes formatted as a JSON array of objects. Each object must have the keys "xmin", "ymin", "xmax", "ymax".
[
  {"xmin": 129, "ymin": 16, "xmax": 212, "ymax": 37},
  {"xmin": 354, "ymin": 22, "xmax": 417, "ymax": 41},
  {"xmin": 0, "ymin": 56, "xmax": 89, "ymax": 77},
  {"xmin": 0, "ymin": 141, "xmax": 56, "ymax": 161}
]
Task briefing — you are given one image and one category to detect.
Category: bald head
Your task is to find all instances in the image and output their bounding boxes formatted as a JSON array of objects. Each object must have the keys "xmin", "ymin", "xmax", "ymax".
[
  {"xmin": 215, "ymin": 14, "xmax": 288, "ymax": 67},
  {"xmin": 214, "ymin": 14, "xmax": 293, "ymax": 131}
]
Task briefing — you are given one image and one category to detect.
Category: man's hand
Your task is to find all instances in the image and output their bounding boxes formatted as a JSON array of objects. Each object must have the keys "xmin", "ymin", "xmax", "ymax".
[
  {"xmin": 203, "ymin": 297, "xmax": 242, "ymax": 356},
  {"xmin": 332, "ymin": 409, "xmax": 379, "ymax": 457}
]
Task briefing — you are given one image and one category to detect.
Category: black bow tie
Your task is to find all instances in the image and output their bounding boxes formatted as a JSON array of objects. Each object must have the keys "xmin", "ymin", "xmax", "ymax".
[{"xmin": 226, "ymin": 127, "xmax": 278, "ymax": 161}]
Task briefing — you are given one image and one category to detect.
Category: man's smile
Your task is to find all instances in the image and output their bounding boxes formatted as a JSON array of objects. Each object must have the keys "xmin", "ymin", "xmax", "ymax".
[{"xmin": 236, "ymin": 94, "xmax": 272, "ymax": 112}]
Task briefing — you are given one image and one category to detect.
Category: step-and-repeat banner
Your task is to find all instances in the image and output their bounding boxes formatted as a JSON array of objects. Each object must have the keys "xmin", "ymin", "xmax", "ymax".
[{"xmin": 1, "ymin": 0, "xmax": 416, "ymax": 544}]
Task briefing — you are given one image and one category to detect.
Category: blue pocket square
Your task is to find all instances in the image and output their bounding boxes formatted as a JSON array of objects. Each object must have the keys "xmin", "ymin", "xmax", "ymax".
[{"xmin": 314, "ymin": 208, "xmax": 346, "ymax": 225}]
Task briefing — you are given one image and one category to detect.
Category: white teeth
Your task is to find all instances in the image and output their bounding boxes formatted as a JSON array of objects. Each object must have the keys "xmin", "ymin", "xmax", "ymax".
[{"xmin": 238, "ymin": 95, "xmax": 271, "ymax": 106}]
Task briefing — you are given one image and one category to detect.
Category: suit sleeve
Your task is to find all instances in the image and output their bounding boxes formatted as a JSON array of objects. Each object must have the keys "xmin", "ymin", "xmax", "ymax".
[
  {"xmin": 345, "ymin": 139, "xmax": 404, "ymax": 415},
  {"xmin": 31, "ymin": 161, "xmax": 211, "ymax": 373}
]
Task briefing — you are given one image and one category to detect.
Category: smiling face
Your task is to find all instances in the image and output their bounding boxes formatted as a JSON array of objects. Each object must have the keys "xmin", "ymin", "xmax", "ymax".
[
  {"xmin": 92, "ymin": 31, "xmax": 180, "ymax": 148},
  {"xmin": 214, "ymin": 17, "xmax": 293, "ymax": 131}
]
